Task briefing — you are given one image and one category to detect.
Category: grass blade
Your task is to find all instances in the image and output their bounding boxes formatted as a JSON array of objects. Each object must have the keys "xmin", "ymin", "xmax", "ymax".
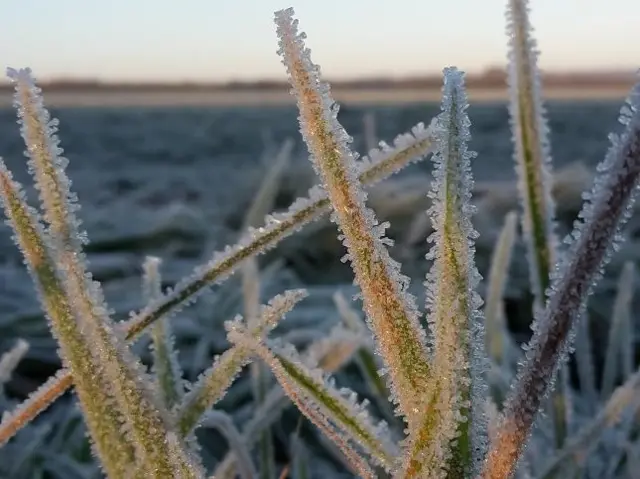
[
  {"xmin": 176, "ymin": 289, "xmax": 308, "ymax": 436},
  {"xmin": 0, "ymin": 162, "xmax": 138, "ymax": 477},
  {"xmin": 274, "ymin": 6, "xmax": 432, "ymax": 428},
  {"xmin": 400, "ymin": 67, "xmax": 487, "ymax": 478},
  {"xmin": 505, "ymin": 0, "xmax": 568, "ymax": 447},
  {"xmin": 482, "ymin": 74, "xmax": 640, "ymax": 479},
  {"xmin": 7, "ymin": 67, "xmax": 201, "ymax": 478},
  {"xmin": 144, "ymin": 256, "xmax": 184, "ymax": 409},
  {"xmin": 484, "ymin": 211, "xmax": 518, "ymax": 367},
  {"xmin": 227, "ymin": 327, "xmax": 397, "ymax": 472},
  {"xmin": 213, "ymin": 325, "xmax": 362, "ymax": 478},
  {"xmin": 0, "ymin": 119, "xmax": 434, "ymax": 444}
]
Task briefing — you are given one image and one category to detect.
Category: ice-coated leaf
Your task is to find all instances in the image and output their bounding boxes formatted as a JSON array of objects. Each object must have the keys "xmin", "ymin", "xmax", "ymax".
[
  {"xmin": 231, "ymin": 338, "xmax": 378, "ymax": 479},
  {"xmin": 274, "ymin": 6, "xmax": 432, "ymax": 428},
  {"xmin": 0, "ymin": 340, "xmax": 28, "ymax": 388},
  {"xmin": 200, "ymin": 410, "xmax": 257, "ymax": 479},
  {"xmin": 228, "ymin": 326, "xmax": 397, "ymax": 472},
  {"xmin": 504, "ymin": 0, "xmax": 569, "ymax": 447},
  {"xmin": 504, "ymin": 0, "xmax": 558, "ymax": 310},
  {"xmin": 212, "ymin": 325, "xmax": 362, "ymax": 479},
  {"xmin": 0, "ymin": 118, "xmax": 435, "ymax": 444},
  {"xmin": 0, "ymin": 161, "xmax": 138, "ymax": 476},
  {"xmin": 482, "ymin": 73, "xmax": 640, "ymax": 479},
  {"xmin": 484, "ymin": 211, "xmax": 517, "ymax": 367},
  {"xmin": 176, "ymin": 289, "xmax": 308, "ymax": 436},
  {"xmin": 6, "ymin": 68, "xmax": 87, "ymax": 252},
  {"xmin": 602, "ymin": 261, "xmax": 636, "ymax": 399},
  {"xmin": 289, "ymin": 390, "xmax": 377, "ymax": 479},
  {"xmin": 144, "ymin": 256, "xmax": 184, "ymax": 409},
  {"xmin": 6, "ymin": 67, "xmax": 201, "ymax": 478},
  {"xmin": 0, "ymin": 368, "xmax": 71, "ymax": 447},
  {"xmin": 402, "ymin": 67, "xmax": 487, "ymax": 478}
]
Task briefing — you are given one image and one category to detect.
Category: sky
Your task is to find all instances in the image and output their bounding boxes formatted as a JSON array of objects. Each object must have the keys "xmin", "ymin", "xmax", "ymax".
[{"xmin": 1, "ymin": 0, "xmax": 638, "ymax": 83}]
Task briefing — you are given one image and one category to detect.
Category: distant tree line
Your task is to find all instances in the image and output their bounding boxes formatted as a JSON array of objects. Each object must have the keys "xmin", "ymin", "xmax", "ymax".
[{"xmin": 0, "ymin": 68, "xmax": 635, "ymax": 92}]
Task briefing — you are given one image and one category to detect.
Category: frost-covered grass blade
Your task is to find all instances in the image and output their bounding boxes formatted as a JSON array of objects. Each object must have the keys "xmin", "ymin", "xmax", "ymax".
[
  {"xmin": 200, "ymin": 410, "xmax": 258, "ymax": 479},
  {"xmin": 0, "ymin": 161, "xmax": 138, "ymax": 477},
  {"xmin": 0, "ymin": 340, "xmax": 28, "ymax": 389},
  {"xmin": 274, "ymin": 6, "xmax": 432, "ymax": 428},
  {"xmin": 176, "ymin": 289, "xmax": 307, "ymax": 436},
  {"xmin": 7, "ymin": 67, "xmax": 202, "ymax": 478},
  {"xmin": 0, "ymin": 117, "xmax": 435, "ymax": 446},
  {"xmin": 227, "ymin": 327, "xmax": 397, "ymax": 472},
  {"xmin": 400, "ymin": 67, "xmax": 487, "ymax": 479},
  {"xmin": 484, "ymin": 211, "xmax": 517, "ymax": 368},
  {"xmin": 483, "ymin": 73, "xmax": 640, "ymax": 479},
  {"xmin": 505, "ymin": 0, "xmax": 569, "ymax": 447},
  {"xmin": 213, "ymin": 325, "xmax": 362, "ymax": 479},
  {"xmin": 602, "ymin": 261, "xmax": 636, "ymax": 399},
  {"xmin": 143, "ymin": 256, "xmax": 184, "ymax": 409}
]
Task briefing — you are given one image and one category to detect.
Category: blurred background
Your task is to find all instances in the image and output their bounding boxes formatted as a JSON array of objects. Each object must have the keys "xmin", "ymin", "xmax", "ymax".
[{"xmin": 0, "ymin": 1, "xmax": 639, "ymax": 477}]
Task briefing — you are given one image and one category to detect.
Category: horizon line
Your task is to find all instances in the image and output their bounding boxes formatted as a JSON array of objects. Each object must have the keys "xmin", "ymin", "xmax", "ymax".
[{"xmin": 0, "ymin": 67, "xmax": 636, "ymax": 89}]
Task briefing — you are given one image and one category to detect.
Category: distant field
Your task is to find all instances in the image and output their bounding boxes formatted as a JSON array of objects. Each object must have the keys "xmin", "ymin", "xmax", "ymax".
[{"xmin": 0, "ymin": 86, "xmax": 631, "ymax": 107}]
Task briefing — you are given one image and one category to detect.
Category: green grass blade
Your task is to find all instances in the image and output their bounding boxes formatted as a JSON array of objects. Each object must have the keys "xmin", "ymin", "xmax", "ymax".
[
  {"xmin": 0, "ymin": 162, "xmax": 138, "ymax": 477},
  {"xmin": 176, "ymin": 289, "xmax": 307, "ymax": 436},
  {"xmin": 143, "ymin": 256, "xmax": 184, "ymax": 409},
  {"xmin": 274, "ymin": 6, "xmax": 432, "ymax": 428},
  {"xmin": 602, "ymin": 261, "xmax": 636, "ymax": 399},
  {"xmin": 505, "ymin": 0, "xmax": 568, "ymax": 447},
  {"xmin": 7, "ymin": 67, "xmax": 201, "ymax": 478},
  {"xmin": 213, "ymin": 326, "xmax": 362, "ymax": 478},
  {"xmin": 0, "ymin": 118, "xmax": 434, "ymax": 445},
  {"xmin": 484, "ymin": 211, "xmax": 518, "ymax": 367},
  {"xmin": 228, "ymin": 326, "xmax": 397, "ymax": 472},
  {"xmin": 401, "ymin": 67, "xmax": 487, "ymax": 478}
]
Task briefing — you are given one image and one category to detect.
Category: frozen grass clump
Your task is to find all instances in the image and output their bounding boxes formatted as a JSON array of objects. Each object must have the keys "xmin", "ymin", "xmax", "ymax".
[{"xmin": 1, "ymin": 1, "xmax": 640, "ymax": 478}]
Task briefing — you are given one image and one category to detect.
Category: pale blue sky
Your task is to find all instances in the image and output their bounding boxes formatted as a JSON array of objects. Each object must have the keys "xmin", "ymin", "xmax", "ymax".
[{"xmin": 1, "ymin": 0, "xmax": 638, "ymax": 82}]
